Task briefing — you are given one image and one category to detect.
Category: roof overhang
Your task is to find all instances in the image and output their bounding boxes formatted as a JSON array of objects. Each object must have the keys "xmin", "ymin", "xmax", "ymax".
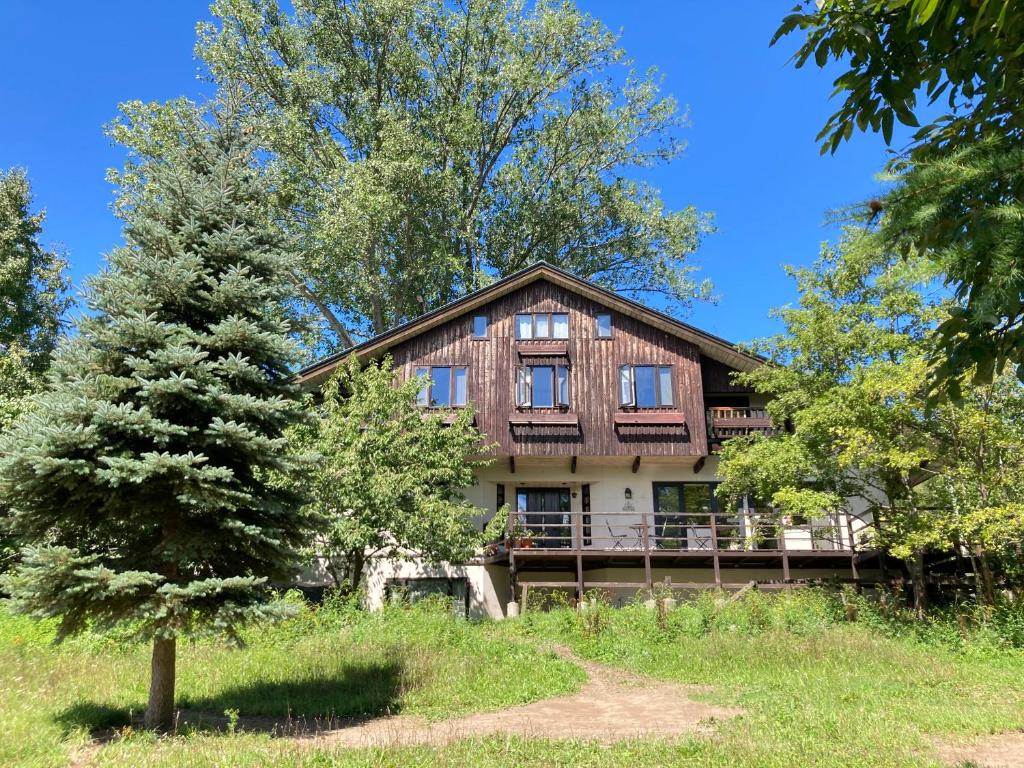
[{"xmin": 296, "ymin": 263, "xmax": 765, "ymax": 387}]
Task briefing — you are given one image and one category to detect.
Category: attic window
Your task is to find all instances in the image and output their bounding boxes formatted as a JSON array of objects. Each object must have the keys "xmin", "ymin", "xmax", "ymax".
[
  {"xmin": 472, "ymin": 315, "xmax": 488, "ymax": 338},
  {"xmin": 596, "ymin": 313, "xmax": 612, "ymax": 338},
  {"xmin": 515, "ymin": 312, "xmax": 569, "ymax": 339}
]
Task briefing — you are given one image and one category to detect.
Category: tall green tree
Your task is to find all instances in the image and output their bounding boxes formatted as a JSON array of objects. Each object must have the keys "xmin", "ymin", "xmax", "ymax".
[
  {"xmin": 293, "ymin": 356, "xmax": 489, "ymax": 591},
  {"xmin": 716, "ymin": 230, "xmax": 947, "ymax": 613},
  {"xmin": 0, "ymin": 167, "xmax": 71, "ymax": 378},
  {"xmin": 0, "ymin": 168, "xmax": 71, "ymax": 571},
  {"xmin": 774, "ymin": 1, "xmax": 1024, "ymax": 393},
  {"xmin": 180, "ymin": 0, "xmax": 712, "ymax": 349},
  {"xmin": 0, "ymin": 102, "xmax": 313, "ymax": 730}
]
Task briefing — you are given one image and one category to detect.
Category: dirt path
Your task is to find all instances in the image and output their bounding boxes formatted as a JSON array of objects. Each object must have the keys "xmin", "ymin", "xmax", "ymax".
[
  {"xmin": 178, "ymin": 646, "xmax": 742, "ymax": 748},
  {"xmin": 934, "ymin": 732, "xmax": 1024, "ymax": 768}
]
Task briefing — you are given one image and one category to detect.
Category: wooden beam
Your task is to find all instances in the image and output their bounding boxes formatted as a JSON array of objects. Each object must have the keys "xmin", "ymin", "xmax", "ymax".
[
  {"xmin": 631, "ymin": 456, "xmax": 641, "ymax": 473},
  {"xmin": 693, "ymin": 456, "xmax": 706, "ymax": 474},
  {"xmin": 570, "ymin": 455, "xmax": 577, "ymax": 474},
  {"xmin": 509, "ymin": 456, "xmax": 516, "ymax": 474}
]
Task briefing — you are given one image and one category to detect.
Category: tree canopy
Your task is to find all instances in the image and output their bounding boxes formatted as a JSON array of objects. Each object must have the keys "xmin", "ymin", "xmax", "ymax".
[
  {"xmin": 292, "ymin": 355, "xmax": 489, "ymax": 591},
  {"xmin": 0, "ymin": 168, "xmax": 70, "ymax": 380},
  {"xmin": 0, "ymin": 102, "xmax": 315, "ymax": 730},
  {"xmin": 717, "ymin": 227, "xmax": 1024, "ymax": 610},
  {"xmin": 775, "ymin": 1, "xmax": 1024, "ymax": 394},
  {"xmin": 183, "ymin": 0, "xmax": 712, "ymax": 350}
]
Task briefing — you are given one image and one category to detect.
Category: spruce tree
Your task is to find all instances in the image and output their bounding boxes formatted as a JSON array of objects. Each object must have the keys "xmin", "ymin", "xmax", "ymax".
[{"xmin": 0, "ymin": 104, "xmax": 313, "ymax": 730}]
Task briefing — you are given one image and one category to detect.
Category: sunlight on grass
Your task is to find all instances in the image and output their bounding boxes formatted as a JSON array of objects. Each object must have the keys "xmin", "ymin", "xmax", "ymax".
[{"xmin": 3, "ymin": 589, "xmax": 1024, "ymax": 767}]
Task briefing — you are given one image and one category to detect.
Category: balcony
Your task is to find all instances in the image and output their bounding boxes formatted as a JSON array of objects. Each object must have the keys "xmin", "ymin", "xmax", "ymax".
[
  {"xmin": 486, "ymin": 510, "xmax": 867, "ymax": 592},
  {"xmin": 706, "ymin": 407, "xmax": 777, "ymax": 444}
]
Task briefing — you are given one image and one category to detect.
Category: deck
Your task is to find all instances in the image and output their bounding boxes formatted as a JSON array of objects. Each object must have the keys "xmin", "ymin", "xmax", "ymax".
[{"xmin": 485, "ymin": 510, "xmax": 872, "ymax": 596}]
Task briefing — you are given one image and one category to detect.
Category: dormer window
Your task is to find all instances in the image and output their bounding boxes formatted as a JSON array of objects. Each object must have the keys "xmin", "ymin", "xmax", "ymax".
[
  {"xmin": 619, "ymin": 365, "xmax": 674, "ymax": 408},
  {"xmin": 415, "ymin": 366, "xmax": 468, "ymax": 407},
  {"xmin": 515, "ymin": 312, "xmax": 569, "ymax": 340}
]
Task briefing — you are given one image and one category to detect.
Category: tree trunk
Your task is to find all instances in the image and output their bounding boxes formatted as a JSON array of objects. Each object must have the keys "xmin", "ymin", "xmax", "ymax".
[
  {"xmin": 144, "ymin": 637, "xmax": 177, "ymax": 732},
  {"xmin": 975, "ymin": 543, "xmax": 997, "ymax": 605},
  {"xmin": 909, "ymin": 550, "xmax": 928, "ymax": 617},
  {"xmin": 348, "ymin": 549, "xmax": 366, "ymax": 593}
]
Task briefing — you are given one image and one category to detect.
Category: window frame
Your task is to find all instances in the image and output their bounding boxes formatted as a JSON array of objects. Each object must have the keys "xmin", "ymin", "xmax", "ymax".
[
  {"xmin": 618, "ymin": 364, "xmax": 675, "ymax": 408},
  {"xmin": 596, "ymin": 313, "xmax": 613, "ymax": 338},
  {"xmin": 471, "ymin": 314, "xmax": 488, "ymax": 339},
  {"xmin": 514, "ymin": 312, "xmax": 570, "ymax": 340},
  {"xmin": 515, "ymin": 364, "xmax": 571, "ymax": 408},
  {"xmin": 415, "ymin": 365, "xmax": 469, "ymax": 408}
]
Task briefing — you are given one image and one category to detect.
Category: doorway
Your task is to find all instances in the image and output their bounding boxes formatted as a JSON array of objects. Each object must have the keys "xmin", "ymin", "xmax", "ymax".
[{"xmin": 516, "ymin": 488, "xmax": 571, "ymax": 548}]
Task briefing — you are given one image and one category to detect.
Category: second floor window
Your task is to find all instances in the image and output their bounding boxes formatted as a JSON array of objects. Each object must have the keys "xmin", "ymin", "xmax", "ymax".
[
  {"xmin": 619, "ymin": 365, "xmax": 674, "ymax": 408},
  {"xmin": 596, "ymin": 313, "xmax": 612, "ymax": 338},
  {"xmin": 516, "ymin": 312, "xmax": 569, "ymax": 339},
  {"xmin": 516, "ymin": 365, "xmax": 570, "ymax": 408},
  {"xmin": 416, "ymin": 365, "xmax": 468, "ymax": 407}
]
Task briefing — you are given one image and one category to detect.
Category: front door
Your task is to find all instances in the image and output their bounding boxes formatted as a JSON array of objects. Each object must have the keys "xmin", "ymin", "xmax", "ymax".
[
  {"xmin": 652, "ymin": 483, "xmax": 716, "ymax": 550},
  {"xmin": 516, "ymin": 488, "xmax": 571, "ymax": 548}
]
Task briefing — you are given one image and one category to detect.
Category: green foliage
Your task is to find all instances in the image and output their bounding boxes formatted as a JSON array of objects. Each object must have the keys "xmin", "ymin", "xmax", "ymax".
[
  {"xmin": 291, "ymin": 356, "xmax": 491, "ymax": 590},
  {"xmin": 775, "ymin": 0, "xmax": 1024, "ymax": 154},
  {"xmin": 0, "ymin": 167, "xmax": 71, "ymax": 377},
  {"xmin": 188, "ymin": 0, "xmax": 713, "ymax": 347},
  {"xmin": 879, "ymin": 139, "xmax": 1024, "ymax": 391},
  {"xmin": 775, "ymin": 1, "xmax": 1024, "ymax": 393},
  {"xmin": 717, "ymin": 230, "xmax": 1024, "ymax": 602},
  {"xmin": 0, "ymin": 100, "xmax": 315, "ymax": 643}
]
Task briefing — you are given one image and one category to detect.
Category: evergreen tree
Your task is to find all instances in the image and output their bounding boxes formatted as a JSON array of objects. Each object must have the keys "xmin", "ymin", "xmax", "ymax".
[
  {"xmin": 0, "ymin": 102, "xmax": 313, "ymax": 730},
  {"xmin": 0, "ymin": 167, "xmax": 71, "ymax": 377}
]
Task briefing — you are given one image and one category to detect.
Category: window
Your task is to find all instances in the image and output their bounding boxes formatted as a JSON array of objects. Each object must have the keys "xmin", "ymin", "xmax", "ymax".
[
  {"xmin": 472, "ymin": 315, "xmax": 488, "ymax": 338},
  {"xmin": 619, "ymin": 365, "xmax": 674, "ymax": 407},
  {"xmin": 515, "ymin": 312, "xmax": 570, "ymax": 339},
  {"xmin": 415, "ymin": 366, "xmax": 468, "ymax": 407},
  {"xmin": 515, "ymin": 365, "xmax": 570, "ymax": 408},
  {"xmin": 596, "ymin": 313, "xmax": 612, "ymax": 338}
]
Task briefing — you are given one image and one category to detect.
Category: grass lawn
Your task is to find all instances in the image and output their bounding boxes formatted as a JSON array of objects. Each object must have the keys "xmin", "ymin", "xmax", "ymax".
[{"xmin": 2, "ymin": 589, "xmax": 1023, "ymax": 767}]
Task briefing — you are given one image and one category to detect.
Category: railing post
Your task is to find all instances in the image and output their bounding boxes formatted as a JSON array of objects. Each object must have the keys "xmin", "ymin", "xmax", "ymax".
[
  {"xmin": 780, "ymin": 516, "xmax": 791, "ymax": 582},
  {"xmin": 575, "ymin": 511, "xmax": 584, "ymax": 604},
  {"xmin": 710, "ymin": 510, "xmax": 722, "ymax": 588},
  {"xmin": 641, "ymin": 511, "xmax": 653, "ymax": 593}
]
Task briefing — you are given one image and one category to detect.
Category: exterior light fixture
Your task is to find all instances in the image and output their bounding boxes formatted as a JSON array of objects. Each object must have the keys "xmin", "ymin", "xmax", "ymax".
[{"xmin": 624, "ymin": 488, "xmax": 633, "ymax": 500}]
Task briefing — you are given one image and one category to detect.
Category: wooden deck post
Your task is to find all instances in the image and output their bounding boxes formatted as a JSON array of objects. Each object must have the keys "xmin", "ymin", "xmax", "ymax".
[
  {"xmin": 709, "ymin": 511, "xmax": 722, "ymax": 588},
  {"xmin": 575, "ymin": 510, "xmax": 584, "ymax": 603},
  {"xmin": 780, "ymin": 520, "xmax": 791, "ymax": 581},
  {"xmin": 641, "ymin": 512, "xmax": 653, "ymax": 592}
]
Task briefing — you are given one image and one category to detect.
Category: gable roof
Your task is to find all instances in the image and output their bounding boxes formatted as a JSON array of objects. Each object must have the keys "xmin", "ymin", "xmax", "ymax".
[{"xmin": 296, "ymin": 262, "xmax": 764, "ymax": 386}]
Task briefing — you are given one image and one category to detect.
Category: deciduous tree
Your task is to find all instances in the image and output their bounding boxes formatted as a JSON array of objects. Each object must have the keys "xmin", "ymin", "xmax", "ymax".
[
  {"xmin": 293, "ymin": 355, "xmax": 489, "ymax": 591},
  {"xmin": 774, "ymin": 1, "xmax": 1024, "ymax": 393},
  {"xmin": 186, "ymin": 0, "xmax": 712, "ymax": 349}
]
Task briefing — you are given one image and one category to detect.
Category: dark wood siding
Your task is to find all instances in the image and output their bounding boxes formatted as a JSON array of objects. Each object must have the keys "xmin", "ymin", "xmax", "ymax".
[
  {"xmin": 700, "ymin": 355, "xmax": 754, "ymax": 394},
  {"xmin": 389, "ymin": 279, "xmax": 709, "ymax": 458}
]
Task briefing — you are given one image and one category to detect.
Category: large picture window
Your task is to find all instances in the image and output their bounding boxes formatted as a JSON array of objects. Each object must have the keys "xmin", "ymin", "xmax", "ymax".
[
  {"xmin": 619, "ymin": 365, "xmax": 673, "ymax": 407},
  {"xmin": 515, "ymin": 365, "xmax": 570, "ymax": 408},
  {"xmin": 415, "ymin": 366, "xmax": 468, "ymax": 407},
  {"xmin": 515, "ymin": 312, "xmax": 569, "ymax": 339}
]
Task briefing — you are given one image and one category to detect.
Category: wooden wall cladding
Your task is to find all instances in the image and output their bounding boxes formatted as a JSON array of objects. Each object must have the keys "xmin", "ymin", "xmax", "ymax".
[{"xmin": 388, "ymin": 279, "xmax": 715, "ymax": 458}]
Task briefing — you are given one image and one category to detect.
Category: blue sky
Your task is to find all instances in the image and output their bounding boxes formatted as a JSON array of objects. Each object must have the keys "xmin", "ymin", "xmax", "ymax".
[{"xmin": 0, "ymin": 1, "xmax": 912, "ymax": 344}]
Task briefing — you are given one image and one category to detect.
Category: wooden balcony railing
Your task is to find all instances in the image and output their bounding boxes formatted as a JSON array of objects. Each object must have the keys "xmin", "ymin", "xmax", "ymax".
[
  {"xmin": 706, "ymin": 407, "xmax": 777, "ymax": 442},
  {"xmin": 504, "ymin": 510, "xmax": 857, "ymax": 554}
]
